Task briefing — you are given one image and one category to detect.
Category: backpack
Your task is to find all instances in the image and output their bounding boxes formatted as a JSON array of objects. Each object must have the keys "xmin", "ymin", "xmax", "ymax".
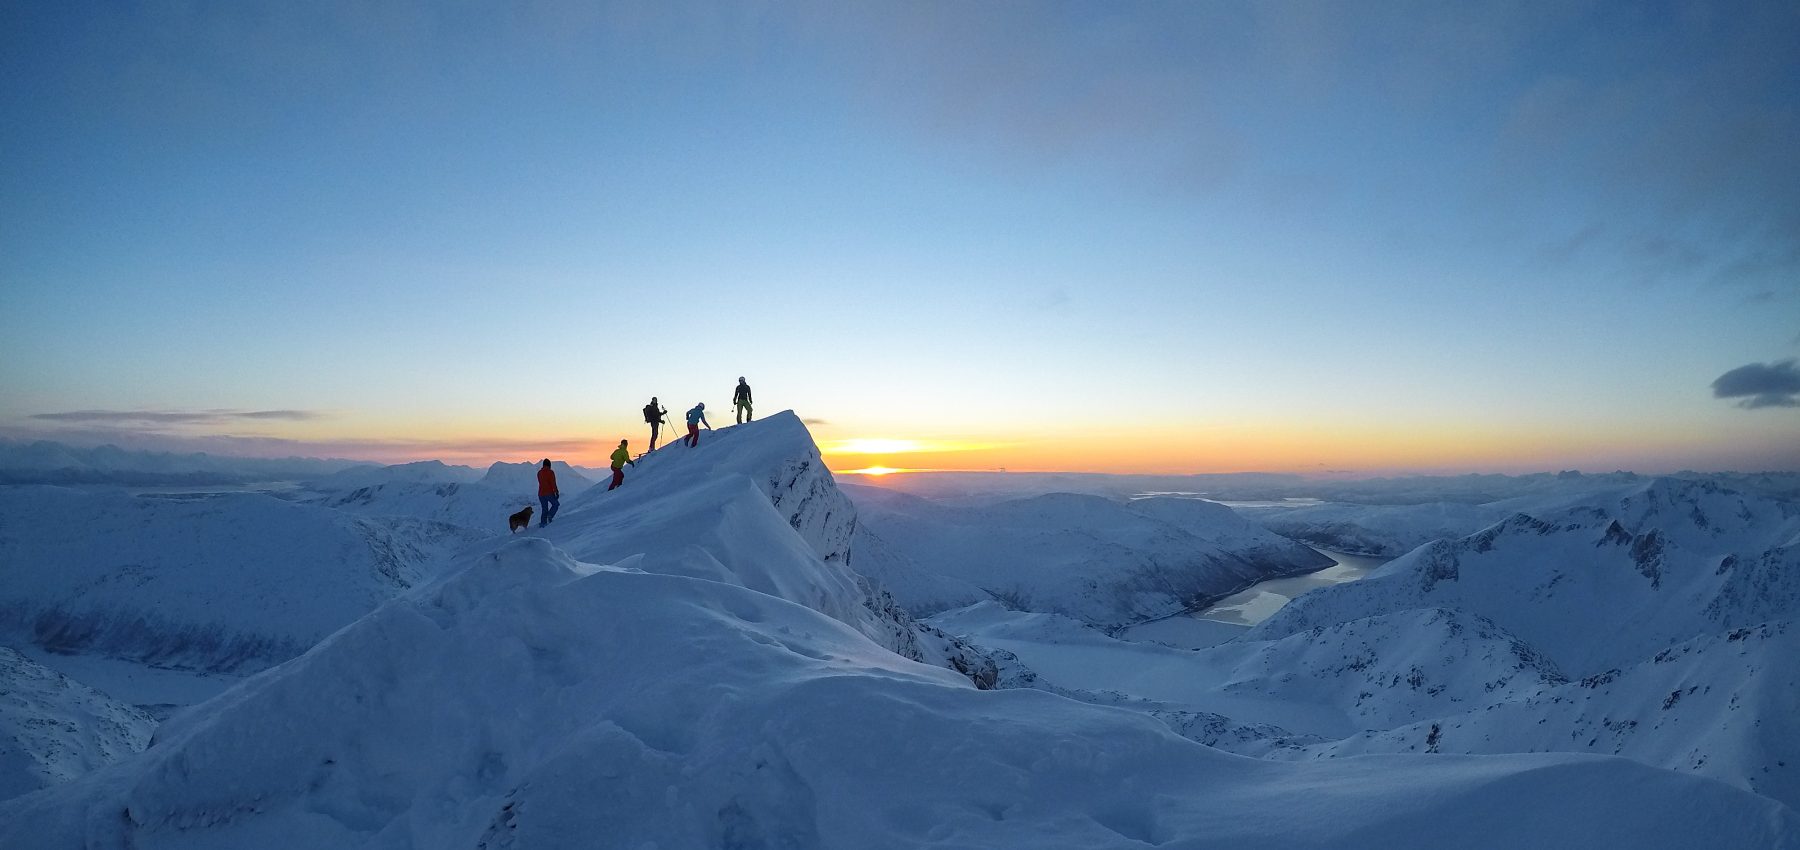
[{"xmin": 643, "ymin": 403, "xmax": 659, "ymax": 423}]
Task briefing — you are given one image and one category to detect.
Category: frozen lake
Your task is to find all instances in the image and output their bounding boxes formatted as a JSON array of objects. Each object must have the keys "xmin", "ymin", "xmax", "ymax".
[{"xmin": 1194, "ymin": 547, "xmax": 1392, "ymax": 626}]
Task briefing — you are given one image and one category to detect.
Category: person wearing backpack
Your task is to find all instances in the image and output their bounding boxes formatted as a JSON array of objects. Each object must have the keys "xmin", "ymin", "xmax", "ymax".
[
  {"xmin": 684, "ymin": 402, "xmax": 712, "ymax": 447},
  {"xmin": 607, "ymin": 440, "xmax": 635, "ymax": 491},
  {"xmin": 733, "ymin": 377, "xmax": 753, "ymax": 424},
  {"xmin": 536, "ymin": 459, "xmax": 560, "ymax": 527},
  {"xmin": 643, "ymin": 397, "xmax": 667, "ymax": 450}
]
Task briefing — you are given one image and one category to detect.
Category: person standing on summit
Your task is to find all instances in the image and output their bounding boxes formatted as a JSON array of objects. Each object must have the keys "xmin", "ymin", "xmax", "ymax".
[
  {"xmin": 643, "ymin": 397, "xmax": 667, "ymax": 450},
  {"xmin": 536, "ymin": 459, "xmax": 559, "ymax": 527},
  {"xmin": 607, "ymin": 440, "xmax": 635, "ymax": 490},
  {"xmin": 684, "ymin": 402, "xmax": 711, "ymax": 447},
  {"xmin": 733, "ymin": 377, "xmax": 753, "ymax": 424}
]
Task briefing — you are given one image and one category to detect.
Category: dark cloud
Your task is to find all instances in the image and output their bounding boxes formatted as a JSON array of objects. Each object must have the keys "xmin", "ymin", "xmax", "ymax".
[
  {"xmin": 1711, "ymin": 359, "xmax": 1800, "ymax": 409},
  {"xmin": 30, "ymin": 409, "xmax": 323, "ymax": 425},
  {"xmin": 801, "ymin": 418, "xmax": 830, "ymax": 426}
]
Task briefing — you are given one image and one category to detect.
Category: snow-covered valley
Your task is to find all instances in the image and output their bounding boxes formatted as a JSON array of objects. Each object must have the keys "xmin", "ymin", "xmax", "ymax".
[{"xmin": 1, "ymin": 416, "xmax": 1796, "ymax": 847}]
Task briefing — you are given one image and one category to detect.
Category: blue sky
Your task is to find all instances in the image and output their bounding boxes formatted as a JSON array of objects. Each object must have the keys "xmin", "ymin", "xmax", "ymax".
[{"xmin": 2, "ymin": 1, "xmax": 1796, "ymax": 473}]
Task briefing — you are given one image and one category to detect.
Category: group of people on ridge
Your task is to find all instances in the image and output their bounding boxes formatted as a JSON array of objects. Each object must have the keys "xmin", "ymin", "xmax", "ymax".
[
  {"xmin": 532, "ymin": 377, "xmax": 757, "ymax": 527},
  {"xmin": 643, "ymin": 377, "xmax": 753, "ymax": 452}
]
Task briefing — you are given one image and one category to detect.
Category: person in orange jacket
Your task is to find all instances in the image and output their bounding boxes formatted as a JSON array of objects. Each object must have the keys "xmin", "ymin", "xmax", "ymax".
[{"xmin": 536, "ymin": 459, "xmax": 559, "ymax": 526}]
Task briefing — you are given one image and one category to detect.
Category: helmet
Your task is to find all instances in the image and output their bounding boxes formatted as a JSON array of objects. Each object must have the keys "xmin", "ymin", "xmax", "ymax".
[
  {"xmin": 738, "ymin": 376, "xmax": 745, "ymax": 382},
  {"xmin": 697, "ymin": 402, "xmax": 705, "ymax": 409}
]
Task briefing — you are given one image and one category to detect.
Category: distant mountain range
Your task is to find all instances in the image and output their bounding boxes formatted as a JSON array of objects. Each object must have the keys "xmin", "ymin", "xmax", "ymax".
[{"xmin": 0, "ymin": 439, "xmax": 364, "ymax": 485}]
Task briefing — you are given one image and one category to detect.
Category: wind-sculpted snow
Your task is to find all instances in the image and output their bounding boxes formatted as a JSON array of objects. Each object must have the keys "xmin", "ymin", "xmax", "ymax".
[
  {"xmin": 6, "ymin": 540, "xmax": 1795, "ymax": 849},
  {"xmin": 844, "ymin": 484, "xmax": 1332, "ymax": 627},
  {"xmin": 0, "ymin": 486, "xmax": 487, "ymax": 673},
  {"xmin": 0, "ymin": 647, "xmax": 153, "ymax": 802}
]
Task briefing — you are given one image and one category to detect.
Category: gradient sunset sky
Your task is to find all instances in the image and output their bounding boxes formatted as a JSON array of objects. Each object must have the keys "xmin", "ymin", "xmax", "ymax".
[{"xmin": 3, "ymin": 2, "xmax": 1797, "ymax": 475}]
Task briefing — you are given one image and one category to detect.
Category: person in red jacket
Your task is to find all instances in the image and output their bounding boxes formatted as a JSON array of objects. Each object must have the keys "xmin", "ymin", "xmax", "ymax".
[{"xmin": 536, "ymin": 459, "xmax": 559, "ymax": 527}]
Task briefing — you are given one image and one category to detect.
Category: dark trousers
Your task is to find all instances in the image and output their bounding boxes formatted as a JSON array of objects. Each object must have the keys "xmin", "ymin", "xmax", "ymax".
[
  {"xmin": 608, "ymin": 467, "xmax": 624, "ymax": 491},
  {"xmin": 538, "ymin": 494, "xmax": 559, "ymax": 526},
  {"xmin": 649, "ymin": 422, "xmax": 661, "ymax": 451},
  {"xmin": 685, "ymin": 422, "xmax": 700, "ymax": 447}
]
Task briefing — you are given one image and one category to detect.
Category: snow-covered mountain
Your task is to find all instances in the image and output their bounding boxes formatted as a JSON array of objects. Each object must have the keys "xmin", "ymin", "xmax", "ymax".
[
  {"xmin": 843, "ymin": 482, "xmax": 1331, "ymax": 626},
  {"xmin": 299, "ymin": 480, "xmax": 534, "ymax": 533},
  {"xmin": 0, "ymin": 647, "xmax": 153, "ymax": 801},
  {"xmin": 0, "ymin": 487, "xmax": 489, "ymax": 676},
  {"xmin": 6, "ymin": 417, "xmax": 1796, "ymax": 847},
  {"xmin": 1249, "ymin": 479, "xmax": 1800, "ymax": 676},
  {"xmin": 1251, "ymin": 500, "xmax": 1510, "ymax": 556},
  {"xmin": 0, "ymin": 439, "xmax": 360, "ymax": 485},
  {"xmin": 1306, "ymin": 619, "xmax": 1800, "ymax": 808},
  {"xmin": 5, "ymin": 418, "xmax": 1798, "ymax": 845},
  {"xmin": 304, "ymin": 459, "xmax": 482, "ymax": 491},
  {"xmin": 477, "ymin": 459, "xmax": 596, "ymax": 496}
]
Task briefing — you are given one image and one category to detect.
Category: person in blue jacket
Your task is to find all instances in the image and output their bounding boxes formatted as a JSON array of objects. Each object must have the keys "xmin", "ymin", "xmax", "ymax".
[{"xmin": 684, "ymin": 402, "xmax": 712, "ymax": 447}]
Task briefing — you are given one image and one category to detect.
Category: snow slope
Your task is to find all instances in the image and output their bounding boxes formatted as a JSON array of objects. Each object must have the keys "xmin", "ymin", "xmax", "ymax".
[
  {"xmin": 0, "ymin": 486, "xmax": 489, "ymax": 673},
  {"xmin": 0, "ymin": 647, "xmax": 153, "ymax": 801},
  {"xmin": 844, "ymin": 483, "xmax": 1331, "ymax": 627},
  {"xmin": 1306, "ymin": 619, "xmax": 1800, "ymax": 807},
  {"xmin": 6, "ymin": 539, "xmax": 1794, "ymax": 849},
  {"xmin": 542, "ymin": 413, "xmax": 995, "ymax": 684}
]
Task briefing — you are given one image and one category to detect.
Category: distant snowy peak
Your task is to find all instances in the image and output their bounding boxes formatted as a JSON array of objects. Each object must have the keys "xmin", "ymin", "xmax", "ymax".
[
  {"xmin": 0, "ymin": 487, "xmax": 490, "ymax": 674},
  {"xmin": 305, "ymin": 479, "xmax": 529, "ymax": 533},
  {"xmin": 306, "ymin": 459, "xmax": 482, "ymax": 491},
  {"xmin": 1251, "ymin": 478, "xmax": 1800, "ymax": 677},
  {"xmin": 1253, "ymin": 501, "xmax": 1509, "ymax": 557},
  {"xmin": 479, "ymin": 460, "xmax": 596, "ymax": 495},
  {"xmin": 0, "ymin": 439, "xmax": 361, "ymax": 484},
  {"xmin": 844, "ymin": 487, "xmax": 1331, "ymax": 628}
]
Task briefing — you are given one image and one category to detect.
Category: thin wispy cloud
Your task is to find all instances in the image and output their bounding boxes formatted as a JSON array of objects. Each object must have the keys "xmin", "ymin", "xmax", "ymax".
[
  {"xmin": 29, "ymin": 409, "xmax": 324, "ymax": 425},
  {"xmin": 1711, "ymin": 359, "xmax": 1800, "ymax": 410},
  {"xmin": 0, "ymin": 423, "xmax": 601, "ymax": 464}
]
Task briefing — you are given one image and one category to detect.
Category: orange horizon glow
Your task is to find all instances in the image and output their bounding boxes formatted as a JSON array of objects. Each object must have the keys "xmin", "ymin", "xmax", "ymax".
[{"xmin": 43, "ymin": 410, "xmax": 1791, "ymax": 476}]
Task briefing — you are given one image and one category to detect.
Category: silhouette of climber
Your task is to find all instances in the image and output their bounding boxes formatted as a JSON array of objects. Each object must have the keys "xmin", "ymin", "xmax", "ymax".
[
  {"xmin": 734, "ymin": 377, "xmax": 753, "ymax": 424},
  {"xmin": 643, "ymin": 397, "xmax": 667, "ymax": 451},
  {"xmin": 685, "ymin": 402, "xmax": 711, "ymax": 447}
]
